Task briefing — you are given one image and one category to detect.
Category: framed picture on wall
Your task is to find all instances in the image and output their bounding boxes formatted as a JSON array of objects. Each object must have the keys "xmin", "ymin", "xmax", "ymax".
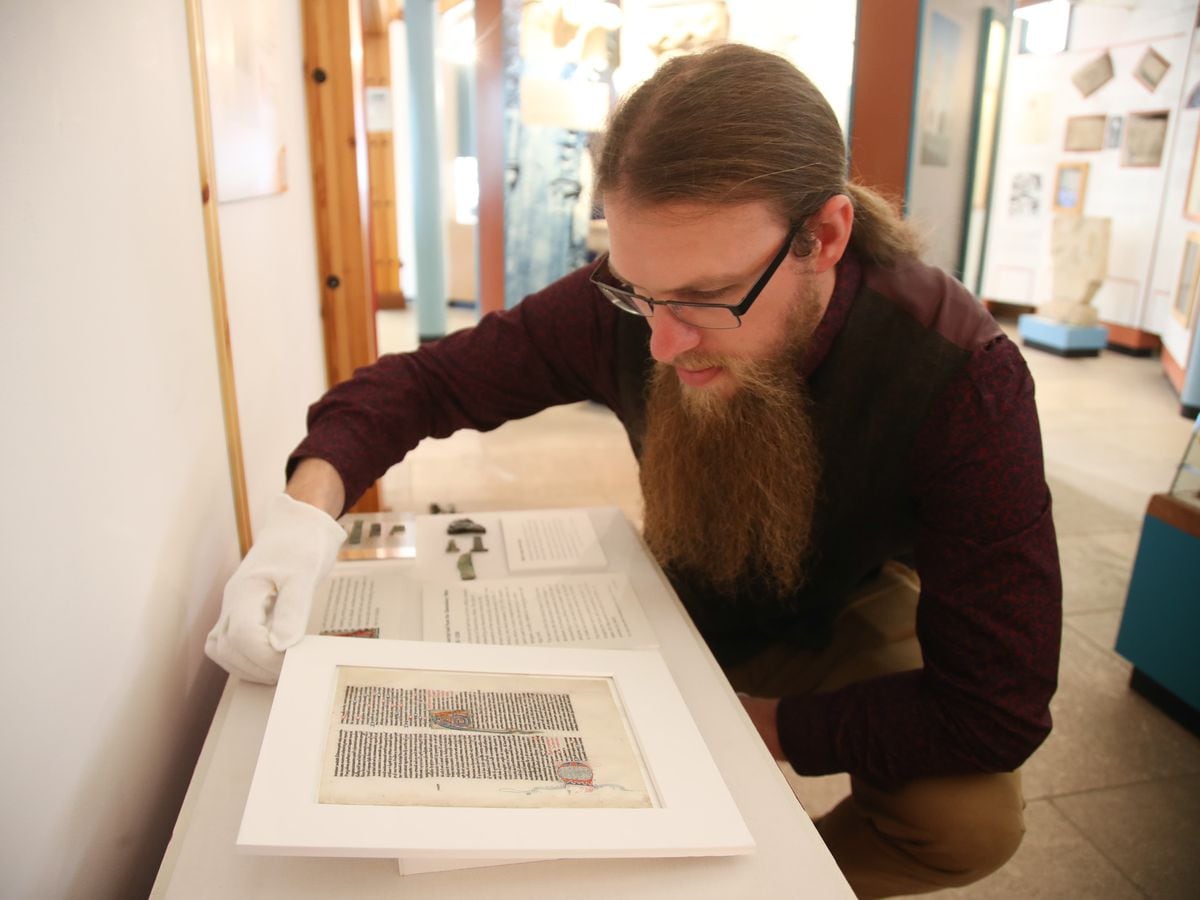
[
  {"xmin": 1105, "ymin": 115, "xmax": 1124, "ymax": 149},
  {"xmin": 1186, "ymin": 132, "xmax": 1200, "ymax": 221},
  {"xmin": 1053, "ymin": 162, "xmax": 1089, "ymax": 214},
  {"xmin": 1064, "ymin": 115, "xmax": 1107, "ymax": 151},
  {"xmin": 1120, "ymin": 111, "xmax": 1169, "ymax": 167},
  {"xmin": 1133, "ymin": 47, "xmax": 1170, "ymax": 93},
  {"xmin": 1173, "ymin": 234, "xmax": 1200, "ymax": 327},
  {"xmin": 1071, "ymin": 51, "xmax": 1114, "ymax": 98},
  {"xmin": 203, "ymin": 0, "xmax": 288, "ymax": 202},
  {"xmin": 916, "ymin": 11, "xmax": 964, "ymax": 168},
  {"xmin": 1009, "ymin": 172, "xmax": 1043, "ymax": 216}
]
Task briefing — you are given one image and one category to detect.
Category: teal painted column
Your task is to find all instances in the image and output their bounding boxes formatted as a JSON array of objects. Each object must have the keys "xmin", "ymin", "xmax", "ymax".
[{"xmin": 405, "ymin": 0, "xmax": 447, "ymax": 341}]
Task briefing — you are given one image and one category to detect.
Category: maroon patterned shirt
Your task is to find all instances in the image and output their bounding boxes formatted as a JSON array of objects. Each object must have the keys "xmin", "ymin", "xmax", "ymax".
[{"xmin": 292, "ymin": 255, "xmax": 1062, "ymax": 786}]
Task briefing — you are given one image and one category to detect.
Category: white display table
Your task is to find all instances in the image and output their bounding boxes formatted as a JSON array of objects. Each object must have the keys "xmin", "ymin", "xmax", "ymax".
[{"xmin": 151, "ymin": 508, "xmax": 852, "ymax": 899}]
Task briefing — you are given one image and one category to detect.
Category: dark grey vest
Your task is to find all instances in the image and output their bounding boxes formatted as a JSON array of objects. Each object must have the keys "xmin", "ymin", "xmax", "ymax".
[{"xmin": 613, "ymin": 280, "xmax": 974, "ymax": 664}]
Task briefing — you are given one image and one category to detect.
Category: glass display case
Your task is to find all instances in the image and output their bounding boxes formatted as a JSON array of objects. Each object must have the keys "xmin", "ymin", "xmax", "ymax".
[
  {"xmin": 1167, "ymin": 415, "xmax": 1200, "ymax": 510},
  {"xmin": 1115, "ymin": 414, "xmax": 1200, "ymax": 722}
]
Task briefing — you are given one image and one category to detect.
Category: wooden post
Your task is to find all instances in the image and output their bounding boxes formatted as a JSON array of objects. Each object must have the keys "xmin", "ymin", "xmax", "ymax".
[
  {"xmin": 363, "ymin": 28, "xmax": 405, "ymax": 309},
  {"xmin": 184, "ymin": 0, "xmax": 253, "ymax": 554},
  {"xmin": 849, "ymin": 0, "xmax": 922, "ymax": 209},
  {"xmin": 475, "ymin": 0, "xmax": 505, "ymax": 315},
  {"xmin": 302, "ymin": 0, "xmax": 380, "ymax": 512}
]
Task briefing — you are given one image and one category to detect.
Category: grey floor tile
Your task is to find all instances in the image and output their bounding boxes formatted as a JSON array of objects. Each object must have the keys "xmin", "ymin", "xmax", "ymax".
[
  {"xmin": 376, "ymin": 307, "xmax": 477, "ymax": 355},
  {"xmin": 1065, "ymin": 609, "xmax": 1125, "ymax": 655},
  {"xmin": 1046, "ymin": 474, "xmax": 1143, "ymax": 537},
  {"xmin": 1053, "ymin": 776, "xmax": 1200, "ymax": 900},
  {"xmin": 897, "ymin": 800, "xmax": 1143, "ymax": 899},
  {"xmin": 380, "ymin": 404, "xmax": 635, "ymax": 512},
  {"xmin": 1057, "ymin": 531, "xmax": 1141, "ymax": 614},
  {"xmin": 1022, "ymin": 629, "xmax": 1200, "ymax": 800},
  {"xmin": 777, "ymin": 764, "xmax": 850, "ymax": 820}
]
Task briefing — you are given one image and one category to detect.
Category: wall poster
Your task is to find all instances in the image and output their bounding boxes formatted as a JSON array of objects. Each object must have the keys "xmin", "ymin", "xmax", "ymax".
[
  {"xmin": 1105, "ymin": 115, "xmax": 1124, "ymax": 149},
  {"xmin": 1120, "ymin": 110, "xmax": 1169, "ymax": 167},
  {"xmin": 1133, "ymin": 46, "xmax": 1171, "ymax": 92},
  {"xmin": 1071, "ymin": 51, "xmax": 1114, "ymax": 98},
  {"xmin": 917, "ymin": 11, "xmax": 964, "ymax": 167},
  {"xmin": 1186, "ymin": 132, "xmax": 1200, "ymax": 221},
  {"xmin": 1064, "ymin": 115, "xmax": 1107, "ymax": 151},
  {"xmin": 1009, "ymin": 172, "xmax": 1043, "ymax": 216},
  {"xmin": 202, "ymin": 0, "xmax": 287, "ymax": 202},
  {"xmin": 1174, "ymin": 234, "xmax": 1200, "ymax": 327},
  {"xmin": 1053, "ymin": 162, "xmax": 1089, "ymax": 214}
]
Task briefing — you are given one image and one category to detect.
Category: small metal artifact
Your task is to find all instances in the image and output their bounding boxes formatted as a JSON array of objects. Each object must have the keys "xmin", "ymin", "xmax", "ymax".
[
  {"xmin": 456, "ymin": 552, "xmax": 477, "ymax": 580},
  {"xmin": 471, "ymin": 536, "xmax": 487, "ymax": 552},
  {"xmin": 445, "ymin": 539, "xmax": 460, "ymax": 553},
  {"xmin": 446, "ymin": 518, "xmax": 486, "ymax": 535}
]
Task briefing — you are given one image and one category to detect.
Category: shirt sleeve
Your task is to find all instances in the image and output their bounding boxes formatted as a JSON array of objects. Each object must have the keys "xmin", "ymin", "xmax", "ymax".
[
  {"xmin": 777, "ymin": 335, "xmax": 1062, "ymax": 786},
  {"xmin": 288, "ymin": 266, "xmax": 623, "ymax": 511}
]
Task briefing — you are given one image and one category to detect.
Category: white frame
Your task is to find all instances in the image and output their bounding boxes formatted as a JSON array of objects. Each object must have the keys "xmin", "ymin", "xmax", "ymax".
[{"xmin": 239, "ymin": 636, "xmax": 755, "ymax": 860}]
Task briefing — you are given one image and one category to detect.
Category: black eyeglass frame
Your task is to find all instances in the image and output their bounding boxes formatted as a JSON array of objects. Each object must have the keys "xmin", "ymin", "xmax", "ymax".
[{"xmin": 588, "ymin": 224, "xmax": 803, "ymax": 329}]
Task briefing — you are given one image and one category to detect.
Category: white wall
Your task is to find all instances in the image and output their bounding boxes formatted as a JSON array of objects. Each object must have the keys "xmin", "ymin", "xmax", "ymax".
[
  {"xmin": 980, "ymin": 3, "xmax": 1196, "ymax": 331},
  {"xmin": 1147, "ymin": 25, "xmax": 1200, "ymax": 367},
  {"xmin": 0, "ymin": 1, "xmax": 326, "ymax": 897},
  {"xmin": 724, "ymin": 0, "xmax": 857, "ymax": 130},
  {"xmin": 907, "ymin": 0, "xmax": 1008, "ymax": 275},
  {"xmin": 389, "ymin": 19, "xmax": 419, "ymax": 304},
  {"xmin": 219, "ymin": 0, "xmax": 329, "ymax": 531}
]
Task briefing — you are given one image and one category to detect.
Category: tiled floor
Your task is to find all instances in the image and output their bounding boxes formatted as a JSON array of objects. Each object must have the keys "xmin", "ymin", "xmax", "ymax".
[{"xmin": 376, "ymin": 307, "xmax": 1200, "ymax": 897}]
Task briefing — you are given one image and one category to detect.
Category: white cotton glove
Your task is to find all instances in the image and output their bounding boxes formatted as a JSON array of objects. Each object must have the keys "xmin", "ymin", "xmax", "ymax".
[{"xmin": 205, "ymin": 493, "xmax": 347, "ymax": 684}]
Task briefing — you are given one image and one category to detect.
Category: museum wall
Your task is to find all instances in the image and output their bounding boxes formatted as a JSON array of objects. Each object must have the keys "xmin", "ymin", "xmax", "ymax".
[
  {"xmin": 980, "ymin": 1, "xmax": 1199, "ymax": 361},
  {"xmin": 1146, "ymin": 24, "xmax": 1200, "ymax": 373},
  {"xmin": 389, "ymin": 18, "xmax": 419, "ymax": 304},
  {"xmin": 213, "ymin": 0, "xmax": 331, "ymax": 536},
  {"xmin": 906, "ymin": 0, "xmax": 1010, "ymax": 277},
  {"xmin": 0, "ymin": 0, "xmax": 327, "ymax": 896},
  {"xmin": 388, "ymin": 10, "xmax": 480, "ymax": 312}
]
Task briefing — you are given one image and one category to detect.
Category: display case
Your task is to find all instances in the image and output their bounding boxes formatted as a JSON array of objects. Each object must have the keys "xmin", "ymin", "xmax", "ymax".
[
  {"xmin": 1115, "ymin": 416, "xmax": 1200, "ymax": 726},
  {"xmin": 1167, "ymin": 417, "xmax": 1200, "ymax": 509}
]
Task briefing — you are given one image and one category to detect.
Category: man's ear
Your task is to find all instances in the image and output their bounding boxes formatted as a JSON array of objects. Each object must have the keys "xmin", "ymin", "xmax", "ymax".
[{"xmin": 806, "ymin": 194, "xmax": 854, "ymax": 275}]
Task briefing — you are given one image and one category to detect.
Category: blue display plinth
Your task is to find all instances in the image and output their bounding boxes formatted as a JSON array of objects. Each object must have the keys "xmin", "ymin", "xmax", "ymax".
[
  {"xmin": 1017, "ymin": 314, "xmax": 1108, "ymax": 357},
  {"xmin": 1115, "ymin": 495, "xmax": 1200, "ymax": 719}
]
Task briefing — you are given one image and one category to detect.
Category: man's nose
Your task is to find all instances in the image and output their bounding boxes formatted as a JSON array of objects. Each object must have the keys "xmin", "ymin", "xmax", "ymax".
[{"xmin": 648, "ymin": 309, "xmax": 702, "ymax": 364}]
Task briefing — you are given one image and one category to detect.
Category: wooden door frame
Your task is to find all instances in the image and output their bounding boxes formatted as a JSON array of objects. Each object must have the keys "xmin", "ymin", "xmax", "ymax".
[
  {"xmin": 848, "ymin": 0, "xmax": 921, "ymax": 209},
  {"xmin": 184, "ymin": 0, "xmax": 253, "ymax": 552},
  {"xmin": 300, "ymin": 0, "xmax": 505, "ymax": 509},
  {"xmin": 302, "ymin": 0, "xmax": 380, "ymax": 512},
  {"xmin": 475, "ymin": 0, "xmax": 505, "ymax": 315}
]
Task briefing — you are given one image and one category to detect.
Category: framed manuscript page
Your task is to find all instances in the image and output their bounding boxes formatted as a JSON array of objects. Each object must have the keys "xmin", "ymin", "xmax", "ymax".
[{"xmin": 238, "ymin": 636, "xmax": 754, "ymax": 861}]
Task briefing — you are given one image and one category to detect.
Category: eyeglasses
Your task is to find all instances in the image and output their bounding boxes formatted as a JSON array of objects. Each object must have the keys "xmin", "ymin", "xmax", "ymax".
[{"xmin": 589, "ymin": 226, "xmax": 801, "ymax": 330}]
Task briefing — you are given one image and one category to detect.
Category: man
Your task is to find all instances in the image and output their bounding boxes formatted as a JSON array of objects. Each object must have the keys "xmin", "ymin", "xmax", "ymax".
[{"xmin": 207, "ymin": 45, "xmax": 1061, "ymax": 897}]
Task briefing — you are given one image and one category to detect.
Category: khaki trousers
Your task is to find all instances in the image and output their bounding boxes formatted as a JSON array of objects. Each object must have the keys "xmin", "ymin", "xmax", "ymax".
[{"xmin": 724, "ymin": 564, "xmax": 1025, "ymax": 899}]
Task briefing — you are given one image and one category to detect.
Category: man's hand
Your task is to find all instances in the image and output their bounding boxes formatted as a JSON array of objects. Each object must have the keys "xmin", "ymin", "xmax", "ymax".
[
  {"xmin": 738, "ymin": 693, "xmax": 784, "ymax": 759},
  {"xmin": 205, "ymin": 492, "xmax": 347, "ymax": 684}
]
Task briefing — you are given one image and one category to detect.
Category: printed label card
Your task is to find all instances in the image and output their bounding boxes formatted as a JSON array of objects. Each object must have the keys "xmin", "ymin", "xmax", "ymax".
[{"xmin": 421, "ymin": 573, "xmax": 657, "ymax": 649}]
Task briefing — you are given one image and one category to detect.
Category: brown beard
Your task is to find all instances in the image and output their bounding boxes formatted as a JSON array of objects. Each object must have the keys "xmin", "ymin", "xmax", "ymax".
[{"xmin": 639, "ymin": 286, "xmax": 823, "ymax": 598}]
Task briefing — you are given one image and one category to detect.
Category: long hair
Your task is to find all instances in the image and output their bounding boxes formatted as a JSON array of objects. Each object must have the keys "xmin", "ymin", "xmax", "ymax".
[{"xmin": 595, "ymin": 44, "xmax": 922, "ymax": 266}]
